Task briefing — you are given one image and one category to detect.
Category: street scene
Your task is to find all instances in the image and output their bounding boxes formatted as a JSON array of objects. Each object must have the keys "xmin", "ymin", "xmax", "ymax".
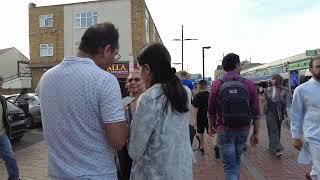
[
  {"xmin": 0, "ymin": 114, "xmax": 313, "ymax": 179},
  {"xmin": 1, "ymin": 0, "xmax": 320, "ymax": 180}
]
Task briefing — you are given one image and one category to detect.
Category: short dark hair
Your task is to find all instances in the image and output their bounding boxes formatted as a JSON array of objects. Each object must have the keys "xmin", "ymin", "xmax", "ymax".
[
  {"xmin": 222, "ymin": 53, "xmax": 240, "ymax": 71},
  {"xmin": 198, "ymin": 80, "xmax": 207, "ymax": 87},
  {"xmin": 198, "ymin": 80, "xmax": 207, "ymax": 89},
  {"xmin": 79, "ymin": 22, "xmax": 119, "ymax": 55},
  {"xmin": 309, "ymin": 57, "xmax": 320, "ymax": 69}
]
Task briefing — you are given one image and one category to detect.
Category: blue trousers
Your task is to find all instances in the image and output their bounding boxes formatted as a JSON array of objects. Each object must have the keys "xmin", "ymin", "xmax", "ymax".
[
  {"xmin": 0, "ymin": 133, "xmax": 20, "ymax": 180},
  {"xmin": 217, "ymin": 130, "xmax": 249, "ymax": 180}
]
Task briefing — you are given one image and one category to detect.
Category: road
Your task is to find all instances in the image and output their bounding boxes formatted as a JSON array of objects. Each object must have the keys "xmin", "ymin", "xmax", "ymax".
[{"xmin": 12, "ymin": 127, "xmax": 44, "ymax": 152}]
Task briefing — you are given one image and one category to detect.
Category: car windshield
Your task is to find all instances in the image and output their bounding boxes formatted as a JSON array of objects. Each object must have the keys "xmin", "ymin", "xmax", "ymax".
[
  {"xmin": 6, "ymin": 96, "xmax": 17, "ymax": 103},
  {"xmin": 6, "ymin": 100, "xmax": 20, "ymax": 111}
]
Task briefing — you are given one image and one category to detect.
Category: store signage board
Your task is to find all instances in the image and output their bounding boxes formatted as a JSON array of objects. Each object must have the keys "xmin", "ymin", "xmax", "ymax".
[
  {"xmin": 306, "ymin": 50, "xmax": 317, "ymax": 57},
  {"xmin": 288, "ymin": 59, "xmax": 310, "ymax": 71},
  {"xmin": 106, "ymin": 63, "xmax": 129, "ymax": 74}
]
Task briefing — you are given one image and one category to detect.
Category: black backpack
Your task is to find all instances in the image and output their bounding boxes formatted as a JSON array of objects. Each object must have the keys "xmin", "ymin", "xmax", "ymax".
[{"xmin": 219, "ymin": 77, "xmax": 252, "ymax": 128}]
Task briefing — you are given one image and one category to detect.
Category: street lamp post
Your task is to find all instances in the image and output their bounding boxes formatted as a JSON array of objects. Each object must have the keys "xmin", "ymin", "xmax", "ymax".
[
  {"xmin": 202, "ymin": 46, "xmax": 211, "ymax": 79},
  {"xmin": 173, "ymin": 25, "xmax": 198, "ymax": 71}
]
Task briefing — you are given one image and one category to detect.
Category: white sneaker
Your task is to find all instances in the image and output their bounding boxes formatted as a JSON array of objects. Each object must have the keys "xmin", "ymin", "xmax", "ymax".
[{"xmin": 276, "ymin": 151, "xmax": 284, "ymax": 157}]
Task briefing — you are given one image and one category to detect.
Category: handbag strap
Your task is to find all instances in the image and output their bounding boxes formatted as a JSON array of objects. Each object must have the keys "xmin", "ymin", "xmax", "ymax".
[{"xmin": 128, "ymin": 103, "xmax": 133, "ymax": 125}]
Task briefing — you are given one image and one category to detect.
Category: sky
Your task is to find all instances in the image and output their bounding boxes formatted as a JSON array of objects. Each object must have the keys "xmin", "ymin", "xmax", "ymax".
[{"xmin": 0, "ymin": 0, "xmax": 320, "ymax": 77}]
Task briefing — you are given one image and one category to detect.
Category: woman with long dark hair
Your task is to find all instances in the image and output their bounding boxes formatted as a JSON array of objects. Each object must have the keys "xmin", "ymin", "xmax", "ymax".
[
  {"xmin": 265, "ymin": 74, "xmax": 291, "ymax": 157},
  {"xmin": 128, "ymin": 43, "xmax": 193, "ymax": 180}
]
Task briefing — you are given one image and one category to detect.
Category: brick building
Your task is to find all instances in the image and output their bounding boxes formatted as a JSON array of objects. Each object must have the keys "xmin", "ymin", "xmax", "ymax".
[{"xmin": 29, "ymin": 0, "xmax": 162, "ymax": 92}]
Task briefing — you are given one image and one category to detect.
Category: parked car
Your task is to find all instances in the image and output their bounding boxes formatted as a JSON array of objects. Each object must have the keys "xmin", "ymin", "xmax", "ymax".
[
  {"xmin": 1, "ymin": 96, "xmax": 27, "ymax": 142},
  {"xmin": 5, "ymin": 93, "xmax": 41, "ymax": 128}
]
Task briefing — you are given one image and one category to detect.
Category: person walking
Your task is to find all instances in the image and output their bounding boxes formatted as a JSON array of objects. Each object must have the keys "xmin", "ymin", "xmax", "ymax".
[
  {"xmin": 0, "ymin": 95, "xmax": 20, "ymax": 180},
  {"xmin": 117, "ymin": 70, "xmax": 145, "ymax": 180},
  {"xmin": 264, "ymin": 74, "xmax": 291, "ymax": 157},
  {"xmin": 291, "ymin": 57, "xmax": 320, "ymax": 180},
  {"xmin": 208, "ymin": 53, "xmax": 261, "ymax": 180},
  {"xmin": 192, "ymin": 79, "xmax": 209, "ymax": 155},
  {"xmin": 16, "ymin": 89, "xmax": 31, "ymax": 122},
  {"xmin": 37, "ymin": 22, "xmax": 128, "ymax": 179},
  {"xmin": 128, "ymin": 43, "xmax": 193, "ymax": 180},
  {"xmin": 179, "ymin": 71, "xmax": 197, "ymax": 144},
  {"xmin": 180, "ymin": 71, "xmax": 194, "ymax": 91}
]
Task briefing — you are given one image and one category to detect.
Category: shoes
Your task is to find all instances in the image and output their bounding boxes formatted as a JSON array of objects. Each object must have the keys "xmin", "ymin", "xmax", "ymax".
[
  {"xmin": 275, "ymin": 150, "xmax": 283, "ymax": 157},
  {"xmin": 243, "ymin": 145, "xmax": 247, "ymax": 152},
  {"xmin": 305, "ymin": 173, "xmax": 312, "ymax": 180},
  {"xmin": 200, "ymin": 148, "xmax": 205, "ymax": 155},
  {"xmin": 214, "ymin": 145, "xmax": 220, "ymax": 159}
]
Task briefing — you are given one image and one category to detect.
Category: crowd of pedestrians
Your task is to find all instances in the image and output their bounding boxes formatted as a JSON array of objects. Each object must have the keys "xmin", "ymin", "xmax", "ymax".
[{"xmin": 1, "ymin": 21, "xmax": 319, "ymax": 180}]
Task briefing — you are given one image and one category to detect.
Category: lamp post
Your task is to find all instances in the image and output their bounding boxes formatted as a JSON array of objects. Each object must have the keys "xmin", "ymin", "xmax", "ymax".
[
  {"xmin": 202, "ymin": 46, "xmax": 211, "ymax": 79},
  {"xmin": 173, "ymin": 25, "xmax": 198, "ymax": 71}
]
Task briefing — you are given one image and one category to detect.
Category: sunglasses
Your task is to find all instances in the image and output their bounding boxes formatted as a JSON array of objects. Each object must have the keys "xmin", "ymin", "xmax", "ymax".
[
  {"xmin": 128, "ymin": 78, "xmax": 141, "ymax": 83},
  {"xmin": 114, "ymin": 54, "xmax": 121, "ymax": 61}
]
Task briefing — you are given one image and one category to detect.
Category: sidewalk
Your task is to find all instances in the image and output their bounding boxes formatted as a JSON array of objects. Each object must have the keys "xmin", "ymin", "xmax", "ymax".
[
  {"xmin": 193, "ymin": 135, "xmax": 254, "ymax": 180},
  {"xmin": 1, "ymin": 117, "xmax": 312, "ymax": 180},
  {"xmin": 193, "ymin": 116, "xmax": 312, "ymax": 180},
  {"xmin": 0, "ymin": 141, "xmax": 48, "ymax": 180},
  {"xmin": 241, "ymin": 116, "xmax": 311, "ymax": 179}
]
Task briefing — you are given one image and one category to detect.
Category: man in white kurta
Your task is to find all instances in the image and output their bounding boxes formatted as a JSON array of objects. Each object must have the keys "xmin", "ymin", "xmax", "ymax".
[{"xmin": 291, "ymin": 57, "xmax": 320, "ymax": 180}]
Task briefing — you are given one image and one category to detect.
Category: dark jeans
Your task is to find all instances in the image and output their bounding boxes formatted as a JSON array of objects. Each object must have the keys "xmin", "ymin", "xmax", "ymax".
[
  {"xmin": 0, "ymin": 133, "xmax": 20, "ymax": 180},
  {"xmin": 217, "ymin": 130, "xmax": 249, "ymax": 180},
  {"xmin": 117, "ymin": 146, "xmax": 132, "ymax": 180}
]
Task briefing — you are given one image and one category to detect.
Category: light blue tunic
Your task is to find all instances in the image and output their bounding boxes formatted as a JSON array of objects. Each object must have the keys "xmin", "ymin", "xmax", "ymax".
[{"xmin": 129, "ymin": 84, "xmax": 193, "ymax": 180}]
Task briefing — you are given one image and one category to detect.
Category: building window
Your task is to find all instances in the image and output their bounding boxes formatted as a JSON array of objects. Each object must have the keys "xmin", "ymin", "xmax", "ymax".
[
  {"xmin": 40, "ymin": 44, "xmax": 53, "ymax": 57},
  {"xmin": 75, "ymin": 11, "xmax": 98, "ymax": 29},
  {"xmin": 39, "ymin": 15, "xmax": 53, "ymax": 27},
  {"xmin": 145, "ymin": 9, "xmax": 150, "ymax": 43}
]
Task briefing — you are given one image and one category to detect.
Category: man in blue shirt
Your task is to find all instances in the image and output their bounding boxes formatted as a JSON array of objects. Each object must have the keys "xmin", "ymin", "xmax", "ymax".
[
  {"xmin": 291, "ymin": 57, "xmax": 320, "ymax": 180},
  {"xmin": 180, "ymin": 71, "xmax": 194, "ymax": 91}
]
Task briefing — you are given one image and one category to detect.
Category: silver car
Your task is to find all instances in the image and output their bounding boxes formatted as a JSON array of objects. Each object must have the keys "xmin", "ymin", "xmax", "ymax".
[{"xmin": 5, "ymin": 93, "xmax": 41, "ymax": 128}]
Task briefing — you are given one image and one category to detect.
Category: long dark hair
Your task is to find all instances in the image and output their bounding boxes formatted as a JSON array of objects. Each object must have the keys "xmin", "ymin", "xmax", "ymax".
[
  {"xmin": 137, "ymin": 43, "xmax": 189, "ymax": 113},
  {"xmin": 271, "ymin": 74, "xmax": 284, "ymax": 87}
]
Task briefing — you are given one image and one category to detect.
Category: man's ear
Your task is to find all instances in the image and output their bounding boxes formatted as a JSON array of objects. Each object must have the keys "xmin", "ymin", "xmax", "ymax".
[{"xmin": 103, "ymin": 45, "xmax": 113, "ymax": 56}]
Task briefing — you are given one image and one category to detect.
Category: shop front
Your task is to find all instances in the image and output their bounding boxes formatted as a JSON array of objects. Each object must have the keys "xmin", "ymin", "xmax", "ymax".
[
  {"xmin": 288, "ymin": 59, "xmax": 310, "ymax": 91},
  {"xmin": 106, "ymin": 62, "xmax": 130, "ymax": 97},
  {"xmin": 243, "ymin": 65, "xmax": 288, "ymax": 84}
]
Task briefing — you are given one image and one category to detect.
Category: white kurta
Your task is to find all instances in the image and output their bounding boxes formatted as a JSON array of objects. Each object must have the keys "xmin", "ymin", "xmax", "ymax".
[{"xmin": 291, "ymin": 78, "xmax": 320, "ymax": 179}]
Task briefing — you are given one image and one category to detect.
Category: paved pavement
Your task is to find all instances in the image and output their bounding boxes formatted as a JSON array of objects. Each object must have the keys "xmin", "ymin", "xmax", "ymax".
[
  {"xmin": 193, "ymin": 115, "xmax": 312, "ymax": 180},
  {"xmin": 0, "ymin": 141, "xmax": 48, "ymax": 180},
  {"xmin": 12, "ymin": 128, "xmax": 44, "ymax": 152},
  {"xmin": 0, "ymin": 117, "xmax": 313, "ymax": 180}
]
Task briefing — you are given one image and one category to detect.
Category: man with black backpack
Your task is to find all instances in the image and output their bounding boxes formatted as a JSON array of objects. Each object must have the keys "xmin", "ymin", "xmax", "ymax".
[{"xmin": 208, "ymin": 53, "xmax": 260, "ymax": 180}]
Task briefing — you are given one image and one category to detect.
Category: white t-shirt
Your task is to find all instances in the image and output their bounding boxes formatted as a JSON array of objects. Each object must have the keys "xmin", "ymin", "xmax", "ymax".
[
  {"xmin": 272, "ymin": 86, "xmax": 276, "ymax": 99},
  {"xmin": 38, "ymin": 57, "xmax": 125, "ymax": 180}
]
